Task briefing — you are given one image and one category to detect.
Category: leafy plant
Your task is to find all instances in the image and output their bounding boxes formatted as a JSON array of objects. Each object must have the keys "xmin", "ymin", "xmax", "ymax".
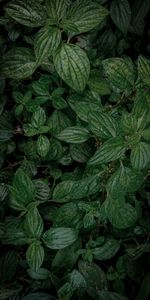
[{"xmin": 0, "ymin": 0, "xmax": 150, "ymax": 299}]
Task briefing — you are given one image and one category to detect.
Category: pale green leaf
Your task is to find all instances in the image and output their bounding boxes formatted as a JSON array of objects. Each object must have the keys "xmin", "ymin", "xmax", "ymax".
[
  {"xmin": 138, "ymin": 55, "xmax": 150, "ymax": 87},
  {"xmin": 36, "ymin": 135, "xmax": 50, "ymax": 157},
  {"xmin": 55, "ymin": 126, "xmax": 90, "ymax": 143},
  {"xmin": 88, "ymin": 111, "xmax": 117, "ymax": 139},
  {"xmin": 24, "ymin": 206, "xmax": 44, "ymax": 238},
  {"xmin": 26, "ymin": 242, "xmax": 44, "ymax": 271}
]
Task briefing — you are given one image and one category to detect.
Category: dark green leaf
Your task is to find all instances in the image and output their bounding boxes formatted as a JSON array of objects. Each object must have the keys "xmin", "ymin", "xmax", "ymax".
[
  {"xmin": 110, "ymin": 0, "xmax": 131, "ymax": 34},
  {"xmin": 43, "ymin": 227, "xmax": 78, "ymax": 249}
]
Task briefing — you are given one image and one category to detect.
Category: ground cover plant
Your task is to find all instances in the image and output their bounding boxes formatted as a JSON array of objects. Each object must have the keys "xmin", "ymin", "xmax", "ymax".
[{"xmin": 0, "ymin": 0, "xmax": 150, "ymax": 299}]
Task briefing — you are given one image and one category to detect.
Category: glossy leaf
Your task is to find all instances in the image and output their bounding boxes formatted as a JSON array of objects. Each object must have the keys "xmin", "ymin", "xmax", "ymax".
[
  {"xmin": 110, "ymin": 0, "xmax": 131, "ymax": 34},
  {"xmin": 55, "ymin": 126, "xmax": 90, "ymax": 143},
  {"xmin": 43, "ymin": 227, "xmax": 78, "ymax": 249},
  {"xmin": 88, "ymin": 137, "xmax": 126, "ymax": 166},
  {"xmin": 1, "ymin": 48, "xmax": 36, "ymax": 79},
  {"xmin": 46, "ymin": 0, "xmax": 68, "ymax": 23},
  {"xmin": 31, "ymin": 107, "xmax": 46, "ymax": 128},
  {"xmin": 54, "ymin": 43, "xmax": 90, "ymax": 92},
  {"xmin": 34, "ymin": 26, "xmax": 61, "ymax": 64}
]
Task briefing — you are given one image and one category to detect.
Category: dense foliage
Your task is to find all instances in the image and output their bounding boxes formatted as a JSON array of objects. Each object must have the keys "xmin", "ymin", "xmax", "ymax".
[{"xmin": 0, "ymin": 0, "xmax": 150, "ymax": 299}]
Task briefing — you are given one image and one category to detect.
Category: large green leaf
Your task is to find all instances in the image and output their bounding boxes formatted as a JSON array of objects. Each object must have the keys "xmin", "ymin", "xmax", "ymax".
[
  {"xmin": 26, "ymin": 242, "xmax": 44, "ymax": 271},
  {"xmin": 55, "ymin": 126, "xmax": 90, "ymax": 143},
  {"xmin": 53, "ymin": 43, "xmax": 90, "ymax": 92},
  {"xmin": 66, "ymin": 0, "xmax": 108, "ymax": 33},
  {"xmin": 46, "ymin": 0, "xmax": 68, "ymax": 23},
  {"xmin": 88, "ymin": 111, "xmax": 117, "ymax": 139},
  {"xmin": 34, "ymin": 26, "xmax": 61, "ymax": 64},
  {"xmin": 5, "ymin": 0, "xmax": 46, "ymax": 27},
  {"xmin": 88, "ymin": 137, "xmax": 126, "ymax": 166},
  {"xmin": 102, "ymin": 57, "xmax": 135, "ymax": 91},
  {"xmin": 43, "ymin": 227, "xmax": 78, "ymax": 249},
  {"xmin": 92, "ymin": 239, "xmax": 120, "ymax": 260},
  {"xmin": 110, "ymin": 0, "xmax": 131, "ymax": 34},
  {"xmin": 24, "ymin": 206, "xmax": 44, "ymax": 238},
  {"xmin": 1, "ymin": 48, "xmax": 36, "ymax": 79},
  {"xmin": 130, "ymin": 142, "xmax": 150, "ymax": 170},
  {"xmin": 53, "ymin": 175, "xmax": 101, "ymax": 202},
  {"xmin": 138, "ymin": 55, "xmax": 150, "ymax": 87}
]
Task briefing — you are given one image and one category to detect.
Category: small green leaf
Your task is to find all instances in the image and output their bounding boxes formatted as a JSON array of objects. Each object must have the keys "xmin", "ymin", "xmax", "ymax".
[
  {"xmin": 24, "ymin": 206, "xmax": 44, "ymax": 238},
  {"xmin": 34, "ymin": 26, "xmax": 61, "ymax": 64},
  {"xmin": 130, "ymin": 142, "xmax": 150, "ymax": 170},
  {"xmin": 31, "ymin": 107, "xmax": 46, "ymax": 128},
  {"xmin": 92, "ymin": 239, "xmax": 120, "ymax": 261},
  {"xmin": 66, "ymin": 0, "xmax": 109, "ymax": 33},
  {"xmin": 37, "ymin": 135, "xmax": 50, "ymax": 157},
  {"xmin": 110, "ymin": 0, "xmax": 131, "ymax": 34},
  {"xmin": 56, "ymin": 126, "xmax": 90, "ymax": 143},
  {"xmin": 5, "ymin": 0, "xmax": 46, "ymax": 27},
  {"xmin": 88, "ymin": 137, "xmax": 126, "ymax": 166},
  {"xmin": 1, "ymin": 48, "xmax": 36, "ymax": 79},
  {"xmin": 43, "ymin": 227, "xmax": 78, "ymax": 250},
  {"xmin": 53, "ymin": 43, "xmax": 90, "ymax": 92},
  {"xmin": 102, "ymin": 57, "xmax": 135, "ymax": 91},
  {"xmin": 26, "ymin": 242, "xmax": 44, "ymax": 271},
  {"xmin": 138, "ymin": 55, "xmax": 150, "ymax": 87}
]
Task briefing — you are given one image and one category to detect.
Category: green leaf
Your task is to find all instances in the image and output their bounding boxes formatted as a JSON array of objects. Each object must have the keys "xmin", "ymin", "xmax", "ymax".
[
  {"xmin": 130, "ymin": 142, "xmax": 150, "ymax": 170},
  {"xmin": 88, "ymin": 111, "xmax": 117, "ymax": 139},
  {"xmin": 78, "ymin": 260, "xmax": 108, "ymax": 299},
  {"xmin": 106, "ymin": 197, "xmax": 137, "ymax": 229},
  {"xmin": 107, "ymin": 164, "xmax": 144, "ymax": 196},
  {"xmin": 34, "ymin": 179, "xmax": 51, "ymax": 202},
  {"xmin": 110, "ymin": 0, "xmax": 131, "ymax": 34},
  {"xmin": 10, "ymin": 169, "xmax": 35, "ymax": 210},
  {"xmin": 142, "ymin": 128, "xmax": 150, "ymax": 140},
  {"xmin": 46, "ymin": 0, "xmax": 68, "ymax": 23},
  {"xmin": 5, "ymin": 0, "xmax": 46, "ymax": 27},
  {"xmin": 27, "ymin": 268, "xmax": 51, "ymax": 280},
  {"xmin": 92, "ymin": 239, "xmax": 120, "ymax": 260},
  {"xmin": 34, "ymin": 26, "xmax": 61, "ymax": 65},
  {"xmin": 48, "ymin": 110, "xmax": 72, "ymax": 135},
  {"xmin": 70, "ymin": 143, "xmax": 92, "ymax": 163},
  {"xmin": 1, "ymin": 48, "xmax": 36, "ymax": 79},
  {"xmin": 26, "ymin": 242, "xmax": 44, "ymax": 271},
  {"xmin": 97, "ymin": 290, "xmax": 129, "ymax": 300},
  {"xmin": 24, "ymin": 206, "xmax": 44, "ymax": 238},
  {"xmin": 52, "ymin": 240, "xmax": 81, "ymax": 270},
  {"xmin": 56, "ymin": 126, "xmax": 90, "ymax": 143},
  {"xmin": 31, "ymin": 107, "xmax": 46, "ymax": 128},
  {"xmin": 53, "ymin": 43, "xmax": 90, "ymax": 92},
  {"xmin": 88, "ymin": 137, "xmax": 126, "ymax": 166},
  {"xmin": 37, "ymin": 135, "xmax": 50, "ymax": 157},
  {"xmin": 43, "ymin": 227, "xmax": 78, "ymax": 249},
  {"xmin": 102, "ymin": 57, "xmax": 135, "ymax": 91},
  {"xmin": 53, "ymin": 175, "xmax": 101, "ymax": 202},
  {"xmin": 53, "ymin": 202, "xmax": 82, "ymax": 228},
  {"xmin": 22, "ymin": 293, "xmax": 56, "ymax": 300},
  {"xmin": 68, "ymin": 97, "xmax": 101, "ymax": 122},
  {"xmin": 66, "ymin": 0, "xmax": 109, "ymax": 34},
  {"xmin": 138, "ymin": 55, "xmax": 150, "ymax": 87}
]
